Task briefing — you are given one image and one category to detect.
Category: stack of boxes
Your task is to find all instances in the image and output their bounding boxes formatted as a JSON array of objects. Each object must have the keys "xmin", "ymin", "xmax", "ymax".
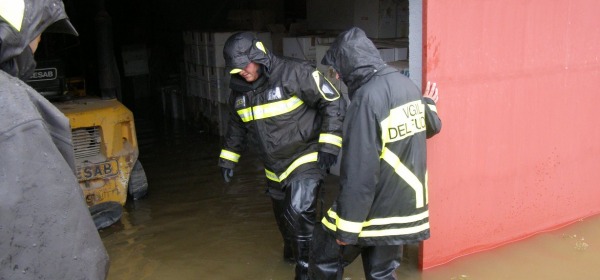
[
  {"xmin": 183, "ymin": 30, "xmax": 272, "ymax": 136},
  {"xmin": 282, "ymin": 36, "xmax": 336, "ymax": 64}
]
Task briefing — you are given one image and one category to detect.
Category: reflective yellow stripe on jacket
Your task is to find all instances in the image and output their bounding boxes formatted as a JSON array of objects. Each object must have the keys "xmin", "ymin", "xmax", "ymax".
[
  {"xmin": 265, "ymin": 152, "xmax": 318, "ymax": 182},
  {"xmin": 380, "ymin": 147, "xmax": 425, "ymax": 208},
  {"xmin": 318, "ymin": 133, "xmax": 342, "ymax": 147},
  {"xmin": 321, "ymin": 209, "xmax": 430, "ymax": 237},
  {"xmin": 220, "ymin": 149, "xmax": 241, "ymax": 163},
  {"xmin": 236, "ymin": 96, "xmax": 304, "ymax": 122}
]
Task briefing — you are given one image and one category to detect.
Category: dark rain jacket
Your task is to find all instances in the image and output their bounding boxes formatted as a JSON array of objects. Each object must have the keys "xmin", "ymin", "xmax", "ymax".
[
  {"xmin": 218, "ymin": 32, "xmax": 346, "ymax": 186},
  {"xmin": 320, "ymin": 27, "xmax": 442, "ymax": 246},
  {"xmin": 0, "ymin": 1, "xmax": 109, "ymax": 279}
]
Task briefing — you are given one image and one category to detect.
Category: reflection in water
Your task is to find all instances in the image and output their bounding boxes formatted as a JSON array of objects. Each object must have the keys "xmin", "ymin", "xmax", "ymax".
[{"xmin": 101, "ymin": 119, "xmax": 600, "ymax": 280}]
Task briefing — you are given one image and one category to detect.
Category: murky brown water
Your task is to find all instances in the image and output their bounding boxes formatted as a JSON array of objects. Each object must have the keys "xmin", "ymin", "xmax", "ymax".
[{"xmin": 100, "ymin": 119, "xmax": 600, "ymax": 280}]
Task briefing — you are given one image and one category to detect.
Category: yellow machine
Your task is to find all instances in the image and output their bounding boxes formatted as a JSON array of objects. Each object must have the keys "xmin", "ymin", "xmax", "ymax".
[
  {"xmin": 25, "ymin": 6, "xmax": 148, "ymax": 229},
  {"xmin": 27, "ymin": 67, "xmax": 149, "ymax": 229},
  {"xmin": 55, "ymin": 98, "xmax": 145, "ymax": 205},
  {"xmin": 27, "ymin": 44, "xmax": 148, "ymax": 230},
  {"xmin": 28, "ymin": 68, "xmax": 148, "ymax": 229}
]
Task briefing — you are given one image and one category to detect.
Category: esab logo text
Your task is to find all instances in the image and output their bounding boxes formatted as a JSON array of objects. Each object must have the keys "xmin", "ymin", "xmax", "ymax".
[{"xmin": 29, "ymin": 68, "xmax": 57, "ymax": 81}]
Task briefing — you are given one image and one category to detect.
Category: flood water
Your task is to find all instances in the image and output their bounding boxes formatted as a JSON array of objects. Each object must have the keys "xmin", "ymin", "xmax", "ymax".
[{"xmin": 100, "ymin": 118, "xmax": 600, "ymax": 280}]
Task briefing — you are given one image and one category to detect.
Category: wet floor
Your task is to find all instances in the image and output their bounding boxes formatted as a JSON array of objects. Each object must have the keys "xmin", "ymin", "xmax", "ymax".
[{"xmin": 100, "ymin": 118, "xmax": 600, "ymax": 280}]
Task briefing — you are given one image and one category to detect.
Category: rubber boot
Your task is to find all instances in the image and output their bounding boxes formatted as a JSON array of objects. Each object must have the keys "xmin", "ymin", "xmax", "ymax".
[
  {"xmin": 291, "ymin": 240, "xmax": 311, "ymax": 280},
  {"xmin": 271, "ymin": 196, "xmax": 295, "ymax": 263}
]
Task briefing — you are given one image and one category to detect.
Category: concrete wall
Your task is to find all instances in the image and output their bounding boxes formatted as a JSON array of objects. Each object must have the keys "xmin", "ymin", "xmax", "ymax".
[
  {"xmin": 409, "ymin": 0, "xmax": 422, "ymax": 88},
  {"xmin": 422, "ymin": 0, "xmax": 600, "ymax": 269}
]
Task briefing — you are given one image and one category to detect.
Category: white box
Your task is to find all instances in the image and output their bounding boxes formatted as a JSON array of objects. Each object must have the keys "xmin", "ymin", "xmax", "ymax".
[
  {"xmin": 394, "ymin": 47, "xmax": 408, "ymax": 61},
  {"xmin": 199, "ymin": 31, "xmax": 213, "ymax": 46},
  {"xmin": 283, "ymin": 37, "xmax": 310, "ymax": 60},
  {"xmin": 378, "ymin": 47, "xmax": 395, "ymax": 63},
  {"xmin": 192, "ymin": 31, "xmax": 204, "ymax": 45},
  {"xmin": 283, "ymin": 36, "xmax": 336, "ymax": 63},
  {"xmin": 373, "ymin": 40, "xmax": 409, "ymax": 61},
  {"xmin": 354, "ymin": 0, "xmax": 398, "ymax": 39}
]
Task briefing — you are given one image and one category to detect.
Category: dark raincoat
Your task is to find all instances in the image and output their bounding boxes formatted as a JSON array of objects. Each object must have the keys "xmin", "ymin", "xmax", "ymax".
[
  {"xmin": 218, "ymin": 32, "xmax": 346, "ymax": 186},
  {"xmin": 320, "ymin": 27, "xmax": 442, "ymax": 246},
  {"xmin": 0, "ymin": 1, "xmax": 109, "ymax": 279}
]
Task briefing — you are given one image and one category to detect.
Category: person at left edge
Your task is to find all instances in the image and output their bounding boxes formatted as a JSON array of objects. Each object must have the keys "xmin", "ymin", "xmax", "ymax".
[
  {"xmin": 0, "ymin": 0, "xmax": 109, "ymax": 279},
  {"xmin": 217, "ymin": 31, "xmax": 346, "ymax": 279}
]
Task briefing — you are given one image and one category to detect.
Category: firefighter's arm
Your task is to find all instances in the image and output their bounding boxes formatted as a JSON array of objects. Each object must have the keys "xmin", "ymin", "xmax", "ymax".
[
  {"xmin": 334, "ymin": 97, "xmax": 379, "ymax": 244},
  {"xmin": 423, "ymin": 81, "xmax": 442, "ymax": 138},
  {"xmin": 218, "ymin": 95, "xmax": 248, "ymax": 170}
]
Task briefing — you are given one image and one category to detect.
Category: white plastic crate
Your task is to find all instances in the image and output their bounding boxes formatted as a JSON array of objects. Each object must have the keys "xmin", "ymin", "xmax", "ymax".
[{"xmin": 283, "ymin": 36, "xmax": 336, "ymax": 63}]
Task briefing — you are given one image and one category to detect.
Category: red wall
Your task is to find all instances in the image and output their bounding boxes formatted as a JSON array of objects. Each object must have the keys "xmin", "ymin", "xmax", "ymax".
[{"xmin": 422, "ymin": 0, "xmax": 600, "ymax": 269}]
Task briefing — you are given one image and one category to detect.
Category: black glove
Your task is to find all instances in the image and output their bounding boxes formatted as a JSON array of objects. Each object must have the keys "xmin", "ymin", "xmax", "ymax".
[
  {"xmin": 222, "ymin": 167, "xmax": 234, "ymax": 183},
  {"xmin": 317, "ymin": 152, "xmax": 337, "ymax": 170}
]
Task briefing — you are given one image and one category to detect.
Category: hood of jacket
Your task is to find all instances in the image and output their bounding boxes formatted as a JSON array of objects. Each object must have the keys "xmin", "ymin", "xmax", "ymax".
[
  {"xmin": 321, "ymin": 27, "xmax": 385, "ymax": 97},
  {"xmin": 0, "ymin": 0, "xmax": 77, "ymax": 79},
  {"xmin": 223, "ymin": 31, "xmax": 272, "ymax": 74}
]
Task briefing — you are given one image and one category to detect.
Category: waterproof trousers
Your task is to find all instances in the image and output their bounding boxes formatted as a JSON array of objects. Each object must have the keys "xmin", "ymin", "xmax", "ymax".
[
  {"xmin": 283, "ymin": 178, "xmax": 322, "ymax": 280},
  {"xmin": 270, "ymin": 196, "xmax": 294, "ymax": 262},
  {"xmin": 309, "ymin": 223, "xmax": 403, "ymax": 280}
]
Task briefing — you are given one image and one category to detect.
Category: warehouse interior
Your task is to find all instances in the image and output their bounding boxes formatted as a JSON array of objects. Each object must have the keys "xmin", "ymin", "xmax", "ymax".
[
  {"xmin": 36, "ymin": 0, "xmax": 418, "ymax": 132},
  {"xmin": 29, "ymin": 1, "xmax": 424, "ymax": 278}
]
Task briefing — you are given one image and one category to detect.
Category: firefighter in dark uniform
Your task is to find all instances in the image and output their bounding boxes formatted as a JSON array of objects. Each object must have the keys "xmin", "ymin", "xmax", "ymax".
[
  {"xmin": 308, "ymin": 27, "xmax": 442, "ymax": 280},
  {"xmin": 0, "ymin": 0, "xmax": 109, "ymax": 279},
  {"xmin": 218, "ymin": 31, "xmax": 346, "ymax": 279}
]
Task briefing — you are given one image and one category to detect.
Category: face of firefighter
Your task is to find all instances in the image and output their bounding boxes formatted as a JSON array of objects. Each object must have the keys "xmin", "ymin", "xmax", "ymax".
[{"xmin": 238, "ymin": 62, "xmax": 261, "ymax": 82}]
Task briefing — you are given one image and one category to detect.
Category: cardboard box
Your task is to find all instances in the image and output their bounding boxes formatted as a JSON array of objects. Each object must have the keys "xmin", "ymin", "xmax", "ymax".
[
  {"xmin": 378, "ymin": 47, "xmax": 395, "ymax": 63},
  {"xmin": 283, "ymin": 36, "xmax": 335, "ymax": 63},
  {"xmin": 354, "ymin": 0, "xmax": 398, "ymax": 39}
]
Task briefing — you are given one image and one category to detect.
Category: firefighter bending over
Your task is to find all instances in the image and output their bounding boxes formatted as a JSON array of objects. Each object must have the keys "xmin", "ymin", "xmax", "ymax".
[{"xmin": 217, "ymin": 31, "xmax": 346, "ymax": 280}]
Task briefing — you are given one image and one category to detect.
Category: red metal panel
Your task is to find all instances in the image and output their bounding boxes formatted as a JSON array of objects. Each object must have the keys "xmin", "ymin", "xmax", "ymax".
[{"xmin": 422, "ymin": 0, "xmax": 600, "ymax": 269}]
